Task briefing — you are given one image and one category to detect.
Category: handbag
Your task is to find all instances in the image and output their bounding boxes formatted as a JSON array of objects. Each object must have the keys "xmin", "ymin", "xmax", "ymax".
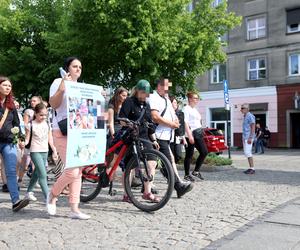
[
  {"xmin": 58, "ymin": 118, "xmax": 68, "ymax": 136},
  {"xmin": 25, "ymin": 123, "xmax": 33, "ymax": 149}
]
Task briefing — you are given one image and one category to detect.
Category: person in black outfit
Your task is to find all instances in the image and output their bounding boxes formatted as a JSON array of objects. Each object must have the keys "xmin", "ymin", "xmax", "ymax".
[
  {"xmin": 255, "ymin": 123, "xmax": 264, "ymax": 154},
  {"xmin": 118, "ymin": 80, "xmax": 160, "ymax": 203},
  {"xmin": 169, "ymin": 96, "xmax": 186, "ymax": 163},
  {"xmin": 263, "ymin": 126, "xmax": 271, "ymax": 148}
]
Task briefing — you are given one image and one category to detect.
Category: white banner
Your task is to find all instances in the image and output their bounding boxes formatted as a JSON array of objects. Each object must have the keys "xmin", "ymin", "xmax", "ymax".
[{"xmin": 64, "ymin": 81, "xmax": 106, "ymax": 168}]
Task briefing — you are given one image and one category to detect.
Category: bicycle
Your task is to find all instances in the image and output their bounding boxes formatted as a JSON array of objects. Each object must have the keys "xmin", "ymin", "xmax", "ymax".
[{"xmin": 80, "ymin": 110, "xmax": 175, "ymax": 212}]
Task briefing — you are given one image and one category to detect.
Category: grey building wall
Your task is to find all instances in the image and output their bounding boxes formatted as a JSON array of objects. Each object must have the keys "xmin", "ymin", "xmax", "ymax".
[{"xmin": 197, "ymin": 0, "xmax": 300, "ymax": 91}]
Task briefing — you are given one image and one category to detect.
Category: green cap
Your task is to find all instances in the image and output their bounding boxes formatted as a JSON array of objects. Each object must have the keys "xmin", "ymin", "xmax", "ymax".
[{"xmin": 135, "ymin": 79, "xmax": 152, "ymax": 94}]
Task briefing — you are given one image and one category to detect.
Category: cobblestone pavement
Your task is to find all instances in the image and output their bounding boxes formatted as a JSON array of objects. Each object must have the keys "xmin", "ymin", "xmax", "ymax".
[{"xmin": 0, "ymin": 149, "xmax": 300, "ymax": 249}]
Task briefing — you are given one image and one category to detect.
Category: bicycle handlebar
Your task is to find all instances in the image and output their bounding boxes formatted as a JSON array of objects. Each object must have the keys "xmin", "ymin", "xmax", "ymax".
[{"xmin": 117, "ymin": 108, "xmax": 146, "ymax": 126}]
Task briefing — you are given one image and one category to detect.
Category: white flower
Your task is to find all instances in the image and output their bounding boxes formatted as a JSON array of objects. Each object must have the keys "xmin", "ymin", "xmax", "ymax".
[
  {"xmin": 88, "ymin": 143, "xmax": 97, "ymax": 157},
  {"xmin": 78, "ymin": 147, "xmax": 90, "ymax": 162},
  {"xmin": 11, "ymin": 127, "xmax": 20, "ymax": 134}
]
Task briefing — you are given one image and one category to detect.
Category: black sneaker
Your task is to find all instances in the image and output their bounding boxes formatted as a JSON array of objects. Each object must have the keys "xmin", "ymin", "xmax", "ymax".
[
  {"xmin": 12, "ymin": 199, "xmax": 30, "ymax": 212},
  {"xmin": 244, "ymin": 169, "xmax": 255, "ymax": 174},
  {"xmin": 2, "ymin": 184, "xmax": 9, "ymax": 193},
  {"xmin": 174, "ymin": 182, "xmax": 193, "ymax": 198},
  {"xmin": 192, "ymin": 171, "xmax": 204, "ymax": 180},
  {"xmin": 184, "ymin": 175, "xmax": 195, "ymax": 182}
]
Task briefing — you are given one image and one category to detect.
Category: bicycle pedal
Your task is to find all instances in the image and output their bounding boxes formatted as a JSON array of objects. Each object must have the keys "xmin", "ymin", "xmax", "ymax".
[{"xmin": 108, "ymin": 189, "xmax": 117, "ymax": 196}]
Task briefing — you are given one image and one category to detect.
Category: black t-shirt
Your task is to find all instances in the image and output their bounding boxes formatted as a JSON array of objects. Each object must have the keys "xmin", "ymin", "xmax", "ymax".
[
  {"xmin": 0, "ymin": 107, "xmax": 20, "ymax": 143},
  {"xmin": 175, "ymin": 110, "xmax": 185, "ymax": 136},
  {"xmin": 255, "ymin": 127, "xmax": 263, "ymax": 139},
  {"xmin": 119, "ymin": 96, "xmax": 155, "ymax": 139},
  {"xmin": 108, "ymin": 100, "xmax": 122, "ymax": 134}
]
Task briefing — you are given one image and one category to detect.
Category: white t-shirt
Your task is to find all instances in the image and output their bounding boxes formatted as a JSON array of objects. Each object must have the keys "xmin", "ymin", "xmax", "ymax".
[
  {"xmin": 49, "ymin": 78, "xmax": 67, "ymax": 130},
  {"xmin": 148, "ymin": 91, "xmax": 176, "ymax": 141},
  {"xmin": 183, "ymin": 105, "xmax": 202, "ymax": 132}
]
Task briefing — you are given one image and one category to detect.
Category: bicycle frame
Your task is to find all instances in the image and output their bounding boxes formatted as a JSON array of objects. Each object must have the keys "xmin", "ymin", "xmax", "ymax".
[
  {"xmin": 105, "ymin": 140, "xmax": 128, "ymax": 181},
  {"xmin": 82, "ymin": 139, "xmax": 128, "ymax": 181}
]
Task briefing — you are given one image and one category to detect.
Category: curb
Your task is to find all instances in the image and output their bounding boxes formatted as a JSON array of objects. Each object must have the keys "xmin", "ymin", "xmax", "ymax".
[{"xmin": 203, "ymin": 196, "xmax": 300, "ymax": 250}]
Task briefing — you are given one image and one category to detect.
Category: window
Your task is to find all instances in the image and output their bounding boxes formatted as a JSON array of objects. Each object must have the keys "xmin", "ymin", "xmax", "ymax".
[
  {"xmin": 289, "ymin": 54, "xmax": 300, "ymax": 76},
  {"xmin": 210, "ymin": 64, "xmax": 226, "ymax": 84},
  {"xmin": 248, "ymin": 58, "xmax": 266, "ymax": 80},
  {"xmin": 246, "ymin": 17, "xmax": 266, "ymax": 40},
  {"xmin": 212, "ymin": 0, "xmax": 223, "ymax": 7},
  {"xmin": 287, "ymin": 8, "xmax": 300, "ymax": 33}
]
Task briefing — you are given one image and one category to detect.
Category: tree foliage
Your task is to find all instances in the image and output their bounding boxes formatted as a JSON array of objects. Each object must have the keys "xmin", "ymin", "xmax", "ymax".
[{"xmin": 0, "ymin": 0, "xmax": 240, "ymax": 102}]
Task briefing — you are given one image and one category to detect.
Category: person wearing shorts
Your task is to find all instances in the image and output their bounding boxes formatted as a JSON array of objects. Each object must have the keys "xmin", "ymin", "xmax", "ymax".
[
  {"xmin": 240, "ymin": 103, "xmax": 256, "ymax": 174},
  {"xmin": 118, "ymin": 80, "xmax": 160, "ymax": 203}
]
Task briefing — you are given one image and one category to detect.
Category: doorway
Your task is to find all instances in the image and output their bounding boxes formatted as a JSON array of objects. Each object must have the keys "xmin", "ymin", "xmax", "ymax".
[
  {"xmin": 291, "ymin": 113, "xmax": 300, "ymax": 148},
  {"xmin": 253, "ymin": 113, "xmax": 266, "ymax": 129}
]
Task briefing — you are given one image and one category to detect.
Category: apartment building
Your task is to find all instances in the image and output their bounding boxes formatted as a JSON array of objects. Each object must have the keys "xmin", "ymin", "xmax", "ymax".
[{"xmin": 197, "ymin": 0, "xmax": 300, "ymax": 148}]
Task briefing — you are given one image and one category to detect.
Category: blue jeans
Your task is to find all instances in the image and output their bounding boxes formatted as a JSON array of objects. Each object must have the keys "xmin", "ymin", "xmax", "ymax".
[
  {"xmin": 0, "ymin": 143, "xmax": 19, "ymax": 204},
  {"xmin": 255, "ymin": 138, "xmax": 264, "ymax": 153}
]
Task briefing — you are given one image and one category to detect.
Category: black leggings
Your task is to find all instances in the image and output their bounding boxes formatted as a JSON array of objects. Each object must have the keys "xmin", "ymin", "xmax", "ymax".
[{"xmin": 184, "ymin": 130, "xmax": 208, "ymax": 176}]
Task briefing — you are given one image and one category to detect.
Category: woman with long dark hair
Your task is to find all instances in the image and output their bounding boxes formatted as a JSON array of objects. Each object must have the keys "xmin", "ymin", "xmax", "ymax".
[
  {"xmin": 107, "ymin": 87, "xmax": 128, "ymax": 137},
  {"xmin": 0, "ymin": 76, "xmax": 29, "ymax": 212},
  {"xmin": 47, "ymin": 57, "xmax": 90, "ymax": 220}
]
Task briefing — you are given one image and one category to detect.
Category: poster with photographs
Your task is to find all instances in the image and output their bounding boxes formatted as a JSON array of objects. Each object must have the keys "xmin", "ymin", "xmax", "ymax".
[{"xmin": 65, "ymin": 81, "xmax": 106, "ymax": 168}]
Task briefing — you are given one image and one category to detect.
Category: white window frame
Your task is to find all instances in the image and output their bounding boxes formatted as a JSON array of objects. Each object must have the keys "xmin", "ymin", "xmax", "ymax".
[
  {"xmin": 246, "ymin": 17, "xmax": 266, "ymax": 40},
  {"xmin": 289, "ymin": 54, "xmax": 300, "ymax": 76},
  {"xmin": 210, "ymin": 64, "xmax": 226, "ymax": 84},
  {"xmin": 287, "ymin": 23, "xmax": 300, "ymax": 33},
  {"xmin": 247, "ymin": 58, "xmax": 267, "ymax": 80}
]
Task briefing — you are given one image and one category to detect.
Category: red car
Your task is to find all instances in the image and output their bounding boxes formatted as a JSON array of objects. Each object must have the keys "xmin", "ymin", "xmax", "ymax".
[{"xmin": 203, "ymin": 128, "xmax": 228, "ymax": 154}]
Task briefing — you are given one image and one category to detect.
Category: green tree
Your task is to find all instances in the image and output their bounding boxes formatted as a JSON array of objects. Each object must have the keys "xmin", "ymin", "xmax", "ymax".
[
  {"xmin": 0, "ymin": 0, "xmax": 66, "ymax": 104},
  {"xmin": 45, "ymin": 0, "xmax": 240, "ymax": 94}
]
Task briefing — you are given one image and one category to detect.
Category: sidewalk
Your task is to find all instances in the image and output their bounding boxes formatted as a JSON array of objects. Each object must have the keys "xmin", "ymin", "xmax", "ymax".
[{"xmin": 205, "ymin": 197, "xmax": 300, "ymax": 250}]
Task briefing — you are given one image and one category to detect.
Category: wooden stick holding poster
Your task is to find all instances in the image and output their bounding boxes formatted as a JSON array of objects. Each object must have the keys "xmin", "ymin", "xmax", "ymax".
[{"xmin": 64, "ymin": 81, "xmax": 106, "ymax": 168}]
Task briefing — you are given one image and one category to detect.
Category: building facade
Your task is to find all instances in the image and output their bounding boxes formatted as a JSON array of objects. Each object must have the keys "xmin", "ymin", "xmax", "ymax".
[{"xmin": 197, "ymin": 0, "xmax": 300, "ymax": 148}]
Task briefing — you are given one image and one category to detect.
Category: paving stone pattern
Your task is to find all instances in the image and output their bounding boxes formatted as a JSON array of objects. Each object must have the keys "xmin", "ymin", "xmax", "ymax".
[{"xmin": 0, "ymin": 150, "xmax": 300, "ymax": 249}]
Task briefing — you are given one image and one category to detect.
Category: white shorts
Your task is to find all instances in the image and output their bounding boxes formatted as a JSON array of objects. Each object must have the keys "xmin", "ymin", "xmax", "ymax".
[{"xmin": 243, "ymin": 139, "xmax": 253, "ymax": 158}]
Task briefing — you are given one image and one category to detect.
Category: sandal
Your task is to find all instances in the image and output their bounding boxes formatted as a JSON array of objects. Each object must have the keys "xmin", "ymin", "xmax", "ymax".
[{"xmin": 142, "ymin": 193, "xmax": 160, "ymax": 203}]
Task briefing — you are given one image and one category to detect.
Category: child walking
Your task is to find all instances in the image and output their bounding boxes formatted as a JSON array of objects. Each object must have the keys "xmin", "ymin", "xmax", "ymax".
[{"xmin": 25, "ymin": 103, "xmax": 57, "ymax": 201}]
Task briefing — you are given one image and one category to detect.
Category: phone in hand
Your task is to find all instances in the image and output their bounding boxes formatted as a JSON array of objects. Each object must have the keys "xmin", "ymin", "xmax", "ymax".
[{"xmin": 59, "ymin": 67, "xmax": 67, "ymax": 78}]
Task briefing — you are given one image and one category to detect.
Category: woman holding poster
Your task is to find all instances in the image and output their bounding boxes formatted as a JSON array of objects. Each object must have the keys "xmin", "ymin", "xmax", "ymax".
[{"xmin": 47, "ymin": 57, "xmax": 90, "ymax": 220}]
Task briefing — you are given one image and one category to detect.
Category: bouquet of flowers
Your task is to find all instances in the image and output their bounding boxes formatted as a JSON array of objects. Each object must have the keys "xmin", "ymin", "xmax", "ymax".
[{"xmin": 11, "ymin": 127, "xmax": 20, "ymax": 144}]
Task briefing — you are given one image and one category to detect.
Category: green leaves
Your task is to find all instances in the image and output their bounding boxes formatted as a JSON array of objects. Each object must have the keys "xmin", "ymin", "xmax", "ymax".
[{"xmin": 0, "ymin": 0, "xmax": 240, "ymax": 101}]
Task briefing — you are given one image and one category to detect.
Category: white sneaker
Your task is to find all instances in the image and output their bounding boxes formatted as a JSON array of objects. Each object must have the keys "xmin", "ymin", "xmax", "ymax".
[
  {"xmin": 46, "ymin": 193, "xmax": 56, "ymax": 216},
  {"xmin": 25, "ymin": 192, "xmax": 37, "ymax": 201},
  {"xmin": 70, "ymin": 212, "xmax": 91, "ymax": 220}
]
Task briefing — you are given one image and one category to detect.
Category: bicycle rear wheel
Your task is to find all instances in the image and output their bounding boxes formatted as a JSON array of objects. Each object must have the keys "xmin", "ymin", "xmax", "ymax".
[
  {"xmin": 124, "ymin": 148, "xmax": 174, "ymax": 212},
  {"xmin": 80, "ymin": 165, "xmax": 104, "ymax": 202}
]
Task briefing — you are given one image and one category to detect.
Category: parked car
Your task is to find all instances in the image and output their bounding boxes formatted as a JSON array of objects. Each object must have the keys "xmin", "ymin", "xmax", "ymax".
[{"xmin": 203, "ymin": 128, "xmax": 228, "ymax": 154}]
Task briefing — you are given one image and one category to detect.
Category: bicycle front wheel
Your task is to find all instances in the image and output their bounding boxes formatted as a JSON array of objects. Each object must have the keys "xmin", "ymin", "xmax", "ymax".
[{"xmin": 124, "ymin": 148, "xmax": 174, "ymax": 212}]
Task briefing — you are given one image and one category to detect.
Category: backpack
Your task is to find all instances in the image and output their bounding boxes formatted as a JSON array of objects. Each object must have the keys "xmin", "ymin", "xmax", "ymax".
[{"xmin": 175, "ymin": 110, "xmax": 185, "ymax": 136}]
